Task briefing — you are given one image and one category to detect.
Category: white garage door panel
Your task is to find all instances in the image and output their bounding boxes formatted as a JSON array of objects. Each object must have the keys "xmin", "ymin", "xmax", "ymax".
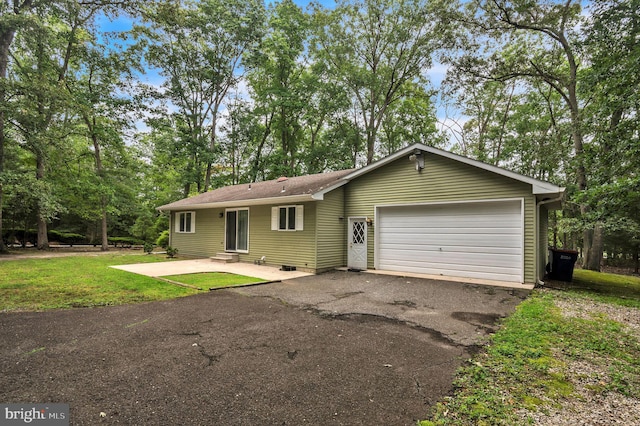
[
  {"xmin": 380, "ymin": 259, "xmax": 522, "ymax": 282},
  {"xmin": 379, "ymin": 244, "xmax": 519, "ymax": 255},
  {"xmin": 380, "ymin": 249, "xmax": 522, "ymax": 268},
  {"xmin": 377, "ymin": 201, "xmax": 523, "ymax": 283},
  {"xmin": 380, "ymin": 234, "xmax": 521, "ymax": 248},
  {"xmin": 381, "ymin": 258, "xmax": 522, "ymax": 276}
]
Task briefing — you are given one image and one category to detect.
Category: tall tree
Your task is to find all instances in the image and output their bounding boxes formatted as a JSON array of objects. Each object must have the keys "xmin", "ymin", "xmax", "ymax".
[
  {"xmin": 378, "ymin": 81, "xmax": 443, "ymax": 156},
  {"xmin": 449, "ymin": 0, "xmax": 606, "ymax": 268},
  {"xmin": 137, "ymin": 0, "xmax": 264, "ymax": 193},
  {"xmin": 245, "ymin": 0, "xmax": 309, "ymax": 178},
  {"xmin": 66, "ymin": 46, "xmax": 136, "ymax": 250},
  {"xmin": 313, "ymin": 0, "xmax": 443, "ymax": 164},
  {"xmin": 579, "ymin": 0, "xmax": 640, "ymax": 269},
  {"xmin": 0, "ymin": 0, "xmax": 38, "ymax": 252},
  {"xmin": 8, "ymin": 0, "xmax": 91, "ymax": 249}
]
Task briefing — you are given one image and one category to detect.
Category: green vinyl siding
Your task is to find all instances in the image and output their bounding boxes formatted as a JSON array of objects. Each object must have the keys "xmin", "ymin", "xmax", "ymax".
[
  {"xmin": 242, "ymin": 203, "xmax": 317, "ymax": 270},
  {"xmin": 345, "ymin": 154, "xmax": 538, "ymax": 284},
  {"xmin": 171, "ymin": 204, "xmax": 318, "ymax": 270},
  {"xmin": 315, "ymin": 187, "xmax": 346, "ymax": 271},
  {"xmin": 170, "ymin": 209, "xmax": 224, "ymax": 257}
]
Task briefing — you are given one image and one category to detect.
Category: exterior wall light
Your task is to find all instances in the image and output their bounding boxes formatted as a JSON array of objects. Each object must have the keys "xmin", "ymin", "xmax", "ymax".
[{"xmin": 409, "ymin": 150, "xmax": 425, "ymax": 172}]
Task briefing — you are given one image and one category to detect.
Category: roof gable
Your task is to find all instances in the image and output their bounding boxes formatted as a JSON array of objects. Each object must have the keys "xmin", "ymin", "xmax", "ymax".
[{"xmin": 344, "ymin": 143, "xmax": 564, "ymax": 195}]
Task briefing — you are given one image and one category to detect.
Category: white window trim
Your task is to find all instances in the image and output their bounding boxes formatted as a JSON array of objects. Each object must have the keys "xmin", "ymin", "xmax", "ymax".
[
  {"xmin": 271, "ymin": 205, "xmax": 304, "ymax": 231},
  {"xmin": 175, "ymin": 211, "xmax": 196, "ymax": 233}
]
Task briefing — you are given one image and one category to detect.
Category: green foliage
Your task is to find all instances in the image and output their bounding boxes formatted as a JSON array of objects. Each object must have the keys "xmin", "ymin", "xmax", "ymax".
[
  {"xmin": 108, "ymin": 236, "xmax": 142, "ymax": 247},
  {"xmin": 156, "ymin": 230, "xmax": 170, "ymax": 249},
  {"xmin": 1, "ymin": 229, "xmax": 37, "ymax": 246},
  {"xmin": 135, "ymin": 0, "xmax": 266, "ymax": 192},
  {"xmin": 130, "ymin": 209, "xmax": 157, "ymax": 242},
  {"xmin": 47, "ymin": 230, "xmax": 86, "ymax": 245},
  {"xmin": 143, "ymin": 241, "xmax": 154, "ymax": 254},
  {"xmin": 165, "ymin": 246, "xmax": 178, "ymax": 258},
  {"xmin": 313, "ymin": 0, "xmax": 444, "ymax": 164}
]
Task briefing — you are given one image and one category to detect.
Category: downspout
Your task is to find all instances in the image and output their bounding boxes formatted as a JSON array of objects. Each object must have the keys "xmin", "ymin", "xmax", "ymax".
[{"xmin": 535, "ymin": 194, "xmax": 564, "ymax": 286}]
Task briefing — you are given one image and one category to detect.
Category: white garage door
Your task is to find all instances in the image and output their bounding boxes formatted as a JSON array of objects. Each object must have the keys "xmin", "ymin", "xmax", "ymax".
[{"xmin": 377, "ymin": 200, "xmax": 523, "ymax": 283}]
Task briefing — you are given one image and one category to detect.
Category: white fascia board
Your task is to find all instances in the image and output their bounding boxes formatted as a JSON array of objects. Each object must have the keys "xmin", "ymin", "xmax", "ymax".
[
  {"xmin": 311, "ymin": 179, "xmax": 350, "ymax": 200},
  {"xmin": 532, "ymin": 183, "xmax": 565, "ymax": 195},
  {"xmin": 158, "ymin": 194, "xmax": 315, "ymax": 211},
  {"xmin": 343, "ymin": 145, "xmax": 419, "ymax": 180}
]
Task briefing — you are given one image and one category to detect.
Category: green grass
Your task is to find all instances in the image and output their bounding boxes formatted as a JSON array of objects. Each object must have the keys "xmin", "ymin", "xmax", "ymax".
[
  {"xmin": 162, "ymin": 272, "xmax": 264, "ymax": 289},
  {"xmin": 0, "ymin": 254, "xmax": 200, "ymax": 312},
  {"xmin": 570, "ymin": 269, "xmax": 640, "ymax": 307},
  {"xmin": 421, "ymin": 270, "xmax": 640, "ymax": 425}
]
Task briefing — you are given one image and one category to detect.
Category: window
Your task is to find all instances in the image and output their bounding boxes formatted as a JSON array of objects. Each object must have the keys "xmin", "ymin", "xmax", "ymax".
[
  {"xmin": 175, "ymin": 211, "xmax": 195, "ymax": 233},
  {"xmin": 271, "ymin": 205, "xmax": 303, "ymax": 231}
]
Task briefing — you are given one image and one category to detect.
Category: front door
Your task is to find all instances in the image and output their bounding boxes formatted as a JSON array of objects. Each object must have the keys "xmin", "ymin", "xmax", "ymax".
[{"xmin": 347, "ymin": 217, "xmax": 367, "ymax": 271}]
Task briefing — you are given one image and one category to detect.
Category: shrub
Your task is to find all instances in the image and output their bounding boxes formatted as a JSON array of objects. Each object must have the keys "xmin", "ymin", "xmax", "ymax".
[
  {"xmin": 156, "ymin": 230, "xmax": 170, "ymax": 249},
  {"xmin": 48, "ymin": 230, "xmax": 87, "ymax": 245},
  {"xmin": 108, "ymin": 237, "xmax": 143, "ymax": 247},
  {"xmin": 2, "ymin": 229, "xmax": 37, "ymax": 246},
  {"xmin": 143, "ymin": 242, "xmax": 154, "ymax": 254},
  {"xmin": 166, "ymin": 246, "xmax": 178, "ymax": 258}
]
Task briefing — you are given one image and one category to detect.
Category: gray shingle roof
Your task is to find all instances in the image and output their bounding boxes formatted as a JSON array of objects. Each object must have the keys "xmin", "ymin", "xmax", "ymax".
[{"xmin": 158, "ymin": 169, "xmax": 354, "ymax": 211}]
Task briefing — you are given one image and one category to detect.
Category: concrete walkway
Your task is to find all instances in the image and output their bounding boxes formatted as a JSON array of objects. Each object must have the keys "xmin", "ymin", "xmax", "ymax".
[{"xmin": 111, "ymin": 259, "xmax": 313, "ymax": 282}]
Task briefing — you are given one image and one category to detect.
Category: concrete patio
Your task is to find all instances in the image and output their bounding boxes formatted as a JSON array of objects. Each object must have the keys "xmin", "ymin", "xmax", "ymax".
[{"xmin": 110, "ymin": 258, "xmax": 313, "ymax": 282}]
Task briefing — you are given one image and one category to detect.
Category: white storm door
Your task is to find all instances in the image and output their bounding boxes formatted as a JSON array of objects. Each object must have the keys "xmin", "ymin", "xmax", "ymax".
[{"xmin": 348, "ymin": 217, "xmax": 367, "ymax": 270}]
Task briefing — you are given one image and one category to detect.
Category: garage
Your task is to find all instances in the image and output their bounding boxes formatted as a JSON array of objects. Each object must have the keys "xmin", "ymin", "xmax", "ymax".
[{"xmin": 376, "ymin": 199, "xmax": 524, "ymax": 283}]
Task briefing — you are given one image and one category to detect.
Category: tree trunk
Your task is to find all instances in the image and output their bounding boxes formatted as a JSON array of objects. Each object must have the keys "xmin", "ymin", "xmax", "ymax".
[
  {"xmin": 250, "ymin": 113, "xmax": 272, "ymax": 182},
  {"xmin": 100, "ymin": 206, "xmax": 108, "ymax": 251},
  {"xmin": 366, "ymin": 94, "xmax": 377, "ymax": 165},
  {"xmin": 90, "ymin": 128, "xmax": 109, "ymax": 251},
  {"xmin": 585, "ymin": 222, "xmax": 604, "ymax": 271},
  {"xmin": 36, "ymin": 154, "xmax": 49, "ymax": 250},
  {"xmin": 204, "ymin": 105, "xmax": 220, "ymax": 192}
]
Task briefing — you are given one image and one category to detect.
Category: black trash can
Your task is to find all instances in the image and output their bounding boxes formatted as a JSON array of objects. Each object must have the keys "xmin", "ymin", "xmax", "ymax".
[{"xmin": 549, "ymin": 248, "xmax": 579, "ymax": 282}]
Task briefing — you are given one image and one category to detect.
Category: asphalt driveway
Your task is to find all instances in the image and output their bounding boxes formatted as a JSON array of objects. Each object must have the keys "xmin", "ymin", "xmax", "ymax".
[{"xmin": 0, "ymin": 271, "xmax": 528, "ymax": 425}]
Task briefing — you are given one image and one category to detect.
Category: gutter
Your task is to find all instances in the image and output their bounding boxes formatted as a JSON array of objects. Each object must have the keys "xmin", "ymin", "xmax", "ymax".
[{"xmin": 157, "ymin": 194, "xmax": 315, "ymax": 212}]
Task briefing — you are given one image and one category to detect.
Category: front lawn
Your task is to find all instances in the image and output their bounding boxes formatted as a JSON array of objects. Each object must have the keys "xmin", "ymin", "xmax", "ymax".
[
  {"xmin": 162, "ymin": 272, "xmax": 264, "ymax": 289},
  {"xmin": 421, "ymin": 270, "xmax": 640, "ymax": 425},
  {"xmin": 0, "ymin": 254, "xmax": 200, "ymax": 312}
]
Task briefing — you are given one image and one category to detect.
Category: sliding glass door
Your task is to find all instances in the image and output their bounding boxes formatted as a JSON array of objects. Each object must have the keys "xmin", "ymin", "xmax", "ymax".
[{"xmin": 225, "ymin": 209, "xmax": 248, "ymax": 252}]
